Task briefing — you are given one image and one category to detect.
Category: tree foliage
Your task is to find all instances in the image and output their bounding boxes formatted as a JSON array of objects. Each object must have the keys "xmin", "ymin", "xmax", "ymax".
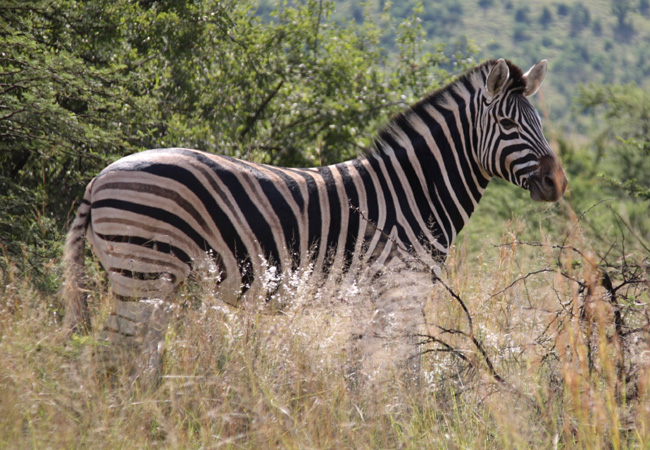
[
  {"xmin": 0, "ymin": 0, "xmax": 471, "ymax": 276},
  {"xmin": 576, "ymin": 83, "xmax": 650, "ymax": 203},
  {"xmin": 1, "ymin": 0, "xmax": 142, "ymax": 266}
]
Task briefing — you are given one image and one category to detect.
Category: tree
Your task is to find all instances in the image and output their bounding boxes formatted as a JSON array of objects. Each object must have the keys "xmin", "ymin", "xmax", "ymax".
[
  {"xmin": 569, "ymin": 3, "xmax": 590, "ymax": 36},
  {"xmin": 0, "ymin": 0, "xmax": 470, "ymax": 276},
  {"xmin": 576, "ymin": 83, "xmax": 650, "ymax": 236},
  {"xmin": 557, "ymin": 3, "xmax": 570, "ymax": 16},
  {"xmin": 612, "ymin": 0, "xmax": 636, "ymax": 38},
  {"xmin": 539, "ymin": 6, "xmax": 553, "ymax": 29},
  {"xmin": 514, "ymin": 5, "xmax": 531, "ymax": 24},
  {"xmin": 641, "ymin": 0, "xmax": 650, "ymax": 16},
  {"xmin": 0, "ymin": 0, "xmax": 144, "ymax": 262},
  {"xmin": 592, "ymin": 18, "xmax": 603, "ymax": 36},
  {"xmin": 478, "ymin": 0, "xmax": 494, "ymax": 9},
  {"xmin": 612, "ymin": 0, "xmax": 633, "ymax": 27}
]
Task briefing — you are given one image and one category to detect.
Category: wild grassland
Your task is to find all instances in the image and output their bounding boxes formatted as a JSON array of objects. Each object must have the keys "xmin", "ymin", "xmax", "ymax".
[{"xmin": 1, "ymin": 212, "xmax": 649, "ymax": 449}]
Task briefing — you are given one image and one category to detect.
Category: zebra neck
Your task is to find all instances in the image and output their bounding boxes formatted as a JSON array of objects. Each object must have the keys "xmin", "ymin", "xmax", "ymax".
[{"xmin": 350, "ymin": 101, "xmax": 489, "ymax": 258}]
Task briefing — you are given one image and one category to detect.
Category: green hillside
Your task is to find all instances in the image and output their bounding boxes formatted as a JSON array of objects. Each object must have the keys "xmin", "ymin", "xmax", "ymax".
[{"xmin": 329, "ymin": 0, "xmax": 650, "ymax": 132}]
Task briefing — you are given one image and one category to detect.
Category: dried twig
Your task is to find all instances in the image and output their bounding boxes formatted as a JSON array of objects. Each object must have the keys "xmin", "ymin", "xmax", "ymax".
[{"xmin": 430, "ymin": 272, "xmax": 506, "ymax": 385}]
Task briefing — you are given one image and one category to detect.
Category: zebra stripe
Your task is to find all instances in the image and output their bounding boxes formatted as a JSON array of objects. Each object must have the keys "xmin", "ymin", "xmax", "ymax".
[{"xmin": 63, "ymin": 58, "xmax": 567, "ymax": 337}]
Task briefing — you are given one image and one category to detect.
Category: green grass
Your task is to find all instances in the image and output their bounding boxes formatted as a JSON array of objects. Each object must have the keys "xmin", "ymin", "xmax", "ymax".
[{"xmin": 1, "ymin": 212, "xmax": 649, "ymax": 449}]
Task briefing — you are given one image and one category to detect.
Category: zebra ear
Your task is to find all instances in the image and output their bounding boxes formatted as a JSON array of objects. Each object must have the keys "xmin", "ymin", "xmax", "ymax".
[
  {"xmin": 523, "ymin": 59, "xmax": 548, "ymax": 97},
  {"xmin": 485, "ymin": 58, "xmax": 510, "ymax": 100}
]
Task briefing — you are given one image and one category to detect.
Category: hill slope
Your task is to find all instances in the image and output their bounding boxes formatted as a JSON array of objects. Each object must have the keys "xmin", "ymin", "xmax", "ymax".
[{"xmin": 332, "ymin": 0, "xmax": 650, "ymax": 132}]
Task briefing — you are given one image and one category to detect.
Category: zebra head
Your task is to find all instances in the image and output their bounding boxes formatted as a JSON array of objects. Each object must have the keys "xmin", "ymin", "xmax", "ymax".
[{"xmin": 480, "ymin": 58, "xmax": 568, "ymax": 202}]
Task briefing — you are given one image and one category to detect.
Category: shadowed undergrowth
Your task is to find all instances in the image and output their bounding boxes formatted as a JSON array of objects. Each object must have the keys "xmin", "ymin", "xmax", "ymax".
[{"xmin": 1, "ymin": 211, "xmax": 649, "ymax": 449}]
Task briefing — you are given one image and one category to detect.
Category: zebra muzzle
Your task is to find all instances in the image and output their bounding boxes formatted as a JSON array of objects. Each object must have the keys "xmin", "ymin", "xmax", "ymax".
[{"xmin": 528, "ymin": 155, "xmax": 568, "ymax": 202}]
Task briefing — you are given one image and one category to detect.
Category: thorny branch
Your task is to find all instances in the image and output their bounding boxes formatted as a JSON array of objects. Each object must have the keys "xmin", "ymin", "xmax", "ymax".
[
  {"xmin": 351, "ymin": 198, "xmax": 648, "ymax": 405},
  {"xmin": 429, "ymin": 272, "xmax": 506, "ymax": 385},
  {"xmin": 348, "ymin": 202, "xmax": 410, "ymax": 255},
  {"xmin": 239, "ymin": 79, "xmax": 286, "ymax": 140},
  {"xmin": 488, "ymin": 268, "xmax": 556, "ymax": 300},
  {"xmin": 350, "ymin": 200, "xmax": 508, "ymax": 386},
  {"xmin": 496, "ymin": 203, "xmax": 648, "ymax": 403}
]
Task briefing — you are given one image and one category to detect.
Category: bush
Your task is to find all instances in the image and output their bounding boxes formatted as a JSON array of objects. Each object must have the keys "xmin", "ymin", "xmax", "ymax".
[{"xmin": 0, "ymin": 0, "xmax": 472, "ymax": 283}]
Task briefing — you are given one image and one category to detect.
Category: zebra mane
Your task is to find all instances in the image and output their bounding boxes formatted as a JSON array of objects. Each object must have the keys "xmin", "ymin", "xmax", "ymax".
[{"xmin": 368, "ymin": 59, "xmax": 526, "ymax": 157}]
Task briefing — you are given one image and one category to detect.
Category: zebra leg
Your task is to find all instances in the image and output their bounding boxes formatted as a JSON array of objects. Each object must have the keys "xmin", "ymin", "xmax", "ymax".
[
  {"xmin": 350, "ymin": 265, "xmax": 431, "ymax": 389},
  {"xmin": 137, "ymin": 299, "xmax": 172, "ymax": 384},
  {"xmin": 100, "ymin": 298, "xmax": 172, "ymax": 385}
]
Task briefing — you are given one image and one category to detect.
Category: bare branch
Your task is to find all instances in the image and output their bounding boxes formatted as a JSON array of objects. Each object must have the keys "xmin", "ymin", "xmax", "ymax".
[
  {"xmin": 489, "ymin": 268, "xmax": 556, "ymax": 300},
  {"xmin": 348, "ymin": 202, "xmax": 410, "ymax": 255},
  {"xmin": 239, "ymin": 79, "xmax": 286, "ymax": 140},
  {"xmin": 606, "ymin": 205, "xmax": 650, "ymax": 254},
  {"xmin": 430, "ymin": 272, "xmax": 507, "ymax": 384}
]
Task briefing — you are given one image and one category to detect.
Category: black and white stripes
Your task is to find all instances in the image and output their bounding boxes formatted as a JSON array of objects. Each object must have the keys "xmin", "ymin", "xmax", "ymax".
[{"xmin": 63, "ymin": 58, "xmax": 567, "ymax": 334}]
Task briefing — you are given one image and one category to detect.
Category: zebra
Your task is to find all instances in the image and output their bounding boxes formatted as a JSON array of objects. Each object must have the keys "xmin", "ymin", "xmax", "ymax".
[{"xmin": 63, "ymin": 58, "xmax": 567, "ymax": 382}]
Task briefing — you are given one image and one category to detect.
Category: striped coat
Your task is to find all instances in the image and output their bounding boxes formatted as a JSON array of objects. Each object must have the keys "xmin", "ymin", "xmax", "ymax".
[{"xmin": 63, "ymin": 58, "xmax": 567, "ymax": 379}]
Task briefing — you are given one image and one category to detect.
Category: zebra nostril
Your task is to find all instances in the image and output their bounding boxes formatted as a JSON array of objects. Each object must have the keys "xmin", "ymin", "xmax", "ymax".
[{"xmin": 543, "ymin": 174, "xmax": 555, "ymax": 191}]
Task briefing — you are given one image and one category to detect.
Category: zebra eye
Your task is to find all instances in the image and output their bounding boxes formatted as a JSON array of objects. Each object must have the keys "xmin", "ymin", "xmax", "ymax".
[{"xmin": 500, "ymin": 118, "xmax": 518, "ymax": 130}]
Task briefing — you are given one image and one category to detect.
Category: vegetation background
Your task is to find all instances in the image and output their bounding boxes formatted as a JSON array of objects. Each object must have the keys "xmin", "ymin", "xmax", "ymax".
[{"xmin": 1, "ymin": 0, "xmax": 649, "ymax": 448}]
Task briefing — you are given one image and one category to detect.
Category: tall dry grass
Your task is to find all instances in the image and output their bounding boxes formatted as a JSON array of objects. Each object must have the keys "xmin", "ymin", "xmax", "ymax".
[{"xmin": 1, "ymin": 216, "xmax": 648, "ymax": 449}]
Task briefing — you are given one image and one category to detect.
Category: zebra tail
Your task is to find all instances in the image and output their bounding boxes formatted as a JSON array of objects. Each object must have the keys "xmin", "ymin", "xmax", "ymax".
[{"xmin": 62, "ymin": 180, "xmax": 94, "ymax": 336}]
